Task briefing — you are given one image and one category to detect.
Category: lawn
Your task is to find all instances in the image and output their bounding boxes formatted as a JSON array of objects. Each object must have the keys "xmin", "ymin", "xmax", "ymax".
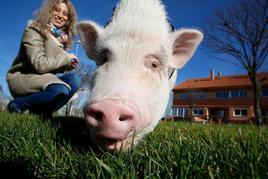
[{"xmin": 0, "ymin": 112, "xmax": 267, "ymax": 178}]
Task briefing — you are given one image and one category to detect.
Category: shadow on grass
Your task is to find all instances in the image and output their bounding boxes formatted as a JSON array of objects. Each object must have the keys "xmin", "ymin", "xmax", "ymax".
[
  {"xmin": 51, "ymin": 116, "xmax": 96, "ymax": 151},
  {"xmin": 0, "ymin": 159, "xmax": 33, "ymax": 179}
]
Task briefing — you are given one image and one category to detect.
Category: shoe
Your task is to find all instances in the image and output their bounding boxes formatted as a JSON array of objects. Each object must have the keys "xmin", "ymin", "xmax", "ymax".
[{"xmin": 7, "ymin": 100, "xmax": 23, "ymax": 114}]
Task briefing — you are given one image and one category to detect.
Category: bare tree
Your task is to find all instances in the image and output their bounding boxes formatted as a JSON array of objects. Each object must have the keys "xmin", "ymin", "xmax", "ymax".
[
  {"xmin": 204, "ymin": 0, "xmax": 268, "ymax": 125},
  {"xmin": 64, "ymin": 62, "xmax": 95, "ymax": 116},
  {"xmin": 76, "ymin": 62, "xmax": 95, "ymax": 89},
  {"xmin": 185, "ymin": 90, "xmax": 201, "ymax": 122}
]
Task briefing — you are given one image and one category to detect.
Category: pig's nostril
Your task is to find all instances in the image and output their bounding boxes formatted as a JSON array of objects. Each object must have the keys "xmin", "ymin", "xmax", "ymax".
[
  {"xmin": 119, "ymin": 114, "xmax": 133, "ymax": 121},
  {"xmin": 119, "ymin": 117, "xmax": 126, "ymax": 121},
  {"xmin": 86, "ymin": 108, "xmax": 103, "ymax": 121},
  {"xmin": 95, "ymin": 112, "xmax": 103, "ymax": 121}
]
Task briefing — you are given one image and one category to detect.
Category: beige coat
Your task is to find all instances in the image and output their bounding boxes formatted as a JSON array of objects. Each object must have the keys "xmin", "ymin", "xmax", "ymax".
[{"xmin": 6, "ymin": 23, "xmax": 72, "ymax": 97}]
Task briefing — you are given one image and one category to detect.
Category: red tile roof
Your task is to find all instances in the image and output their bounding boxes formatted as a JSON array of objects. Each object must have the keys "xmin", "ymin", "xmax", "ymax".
[{"xmin": 174, "ymin": 72, "xmax": 268, "ymax": 91}]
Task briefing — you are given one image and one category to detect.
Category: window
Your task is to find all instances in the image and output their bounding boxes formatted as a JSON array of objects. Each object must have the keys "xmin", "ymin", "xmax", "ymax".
[
  {"xmin": 231, "ymin": 90, "xmax": 247, "ymax": 98},
  {"xmin": 231, "ymin": 91, "xmax": 239, "ymax": 98},
  {"xmin": 217, "ymin": 90, "xmax": 247, "ymax": 98},
  {"xmin": 262, "ymin": 89, "xmax": 268, "ymax": 97},
  {"xmin": 216, "ymin": 91, "xmax": 229, "ymax": 98},
  {"xmin": 171, "ymin": 107, "xmax": 188, "ymax": 118},
  {"xmin": 193, "ymin": 108, "xmax": 204, "ymax": 116},
  {"xmin": 172, "ymin": 107, "xmax": 178, "ymax": 116},
  {"xmin": 179, "ymin": 93, "xmax": 187, "ymax": 100},
  {"xmin": 178, "ymin": 92, "xmax": 207, "ymax": 100},
  {"xmin": 197, "ymin": 92, "xmax": 206, "ymax": 99},
  {"xmin": 239, "ymin": 90, "xmax": 247, "ymax": 98},
  {"xmin": 234, "ymin": 109, "xmax": 248, "ymax": 117},
  {"xmin": 172, "ymin": 107, "xmax": 182, "ymax": 117}
]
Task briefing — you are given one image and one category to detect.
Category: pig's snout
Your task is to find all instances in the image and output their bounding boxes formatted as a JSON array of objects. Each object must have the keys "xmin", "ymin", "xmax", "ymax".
[{"xmin": 85, "ymin": 99, "xmax": 137, "ymax": 141}]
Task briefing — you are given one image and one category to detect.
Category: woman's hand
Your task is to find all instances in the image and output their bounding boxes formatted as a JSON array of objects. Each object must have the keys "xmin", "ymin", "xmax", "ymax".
[{"xmin": 66, "ymin": 53, "xmax": 79, "ymax": 70}]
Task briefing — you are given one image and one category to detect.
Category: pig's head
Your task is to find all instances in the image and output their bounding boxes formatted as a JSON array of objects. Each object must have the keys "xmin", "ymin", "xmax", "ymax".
[{"xmin": 77, "ymin": 0, "xmax": 203, "ymax": 151}]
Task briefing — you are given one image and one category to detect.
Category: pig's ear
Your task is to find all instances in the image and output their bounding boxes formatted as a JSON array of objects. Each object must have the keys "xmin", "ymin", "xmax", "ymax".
[
  {"xmin": 77, "ymin": 21, "xmax": 104, "ymax": 60},
  {"xmin": 169, "ymin": 29, "xmax": 203, "ymax": 69}
]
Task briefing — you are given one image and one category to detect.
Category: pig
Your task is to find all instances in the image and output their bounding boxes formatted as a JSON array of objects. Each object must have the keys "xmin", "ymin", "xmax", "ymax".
[{"xmin": 77, "ymin": 0, "xmax": 203, "ymax": 151}]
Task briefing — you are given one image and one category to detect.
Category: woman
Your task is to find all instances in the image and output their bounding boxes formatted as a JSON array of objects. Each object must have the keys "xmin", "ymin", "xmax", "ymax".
[{"xmin": 6, "ymin": 0, "xmax": 81, "ymax": 118}]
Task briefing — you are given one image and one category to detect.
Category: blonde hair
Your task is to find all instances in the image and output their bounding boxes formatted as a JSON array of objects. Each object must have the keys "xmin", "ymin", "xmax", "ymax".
[{"xmin": 32, "ymin": 0, "xmax": 77, "ymax": 49}]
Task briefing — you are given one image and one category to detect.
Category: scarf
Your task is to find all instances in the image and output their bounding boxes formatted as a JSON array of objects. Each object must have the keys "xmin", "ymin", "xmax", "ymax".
[{"xmin": 51, "ymin": 25, "xmax": 68, "ymax": 47}]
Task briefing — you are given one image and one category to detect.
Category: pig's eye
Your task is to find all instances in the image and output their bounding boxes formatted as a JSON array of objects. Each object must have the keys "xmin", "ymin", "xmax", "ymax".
[
  {"xmin": 144, "ymin": 54, "xmax": 162, "ymax": 72},
  {"xmin": 151, "ymin": 62, "xmax": 159, "ymax": 69}
]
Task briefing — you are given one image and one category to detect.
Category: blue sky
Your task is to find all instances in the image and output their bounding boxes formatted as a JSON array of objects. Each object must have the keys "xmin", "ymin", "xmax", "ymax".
[{"xmin": 1, "ymin": 0, "xmax": 267, "ymax": 95}]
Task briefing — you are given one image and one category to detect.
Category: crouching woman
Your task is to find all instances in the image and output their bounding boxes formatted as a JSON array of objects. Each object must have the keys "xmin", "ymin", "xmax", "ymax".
[{"xmin": 6, "ymin": 0, "xmax": 81, "ymax": 118}]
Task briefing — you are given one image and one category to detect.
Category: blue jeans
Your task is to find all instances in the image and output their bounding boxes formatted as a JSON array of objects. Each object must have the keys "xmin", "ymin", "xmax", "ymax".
[{"xmin": 11, "ymin": 72, "xmax": 81, "ymax": 115}]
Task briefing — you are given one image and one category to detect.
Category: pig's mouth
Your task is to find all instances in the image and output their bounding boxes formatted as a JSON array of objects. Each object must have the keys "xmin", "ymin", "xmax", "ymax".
[{"xmin": 90, "ymin": 132, "xmax": 136, "ymax": 151}]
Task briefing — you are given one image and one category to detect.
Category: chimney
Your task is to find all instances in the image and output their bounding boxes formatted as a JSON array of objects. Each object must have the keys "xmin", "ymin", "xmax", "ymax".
[
  {"xmin": 218, "ymin": 72, "xmax": 222, "ymax": 78},
  {"xmin": 210, "ymin": 69, "xmax": 215, "ymax": 80}
]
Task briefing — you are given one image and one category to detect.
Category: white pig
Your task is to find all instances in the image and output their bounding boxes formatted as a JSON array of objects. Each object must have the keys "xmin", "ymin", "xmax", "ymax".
[{"xmin": 77, "ymin": 0, "xmax": 203, "ymax": 151}]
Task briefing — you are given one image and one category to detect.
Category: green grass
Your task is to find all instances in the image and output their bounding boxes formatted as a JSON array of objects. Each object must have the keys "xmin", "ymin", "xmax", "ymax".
[{"xmin": 0, "ymin": 112, "xmax": 267, "ymax": 178}]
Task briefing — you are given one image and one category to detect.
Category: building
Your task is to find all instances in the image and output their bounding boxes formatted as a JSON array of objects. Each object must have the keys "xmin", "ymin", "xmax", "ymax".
[{"xmin": 171, "ymin": 70, "xmax": 268, "ymax": 123}]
